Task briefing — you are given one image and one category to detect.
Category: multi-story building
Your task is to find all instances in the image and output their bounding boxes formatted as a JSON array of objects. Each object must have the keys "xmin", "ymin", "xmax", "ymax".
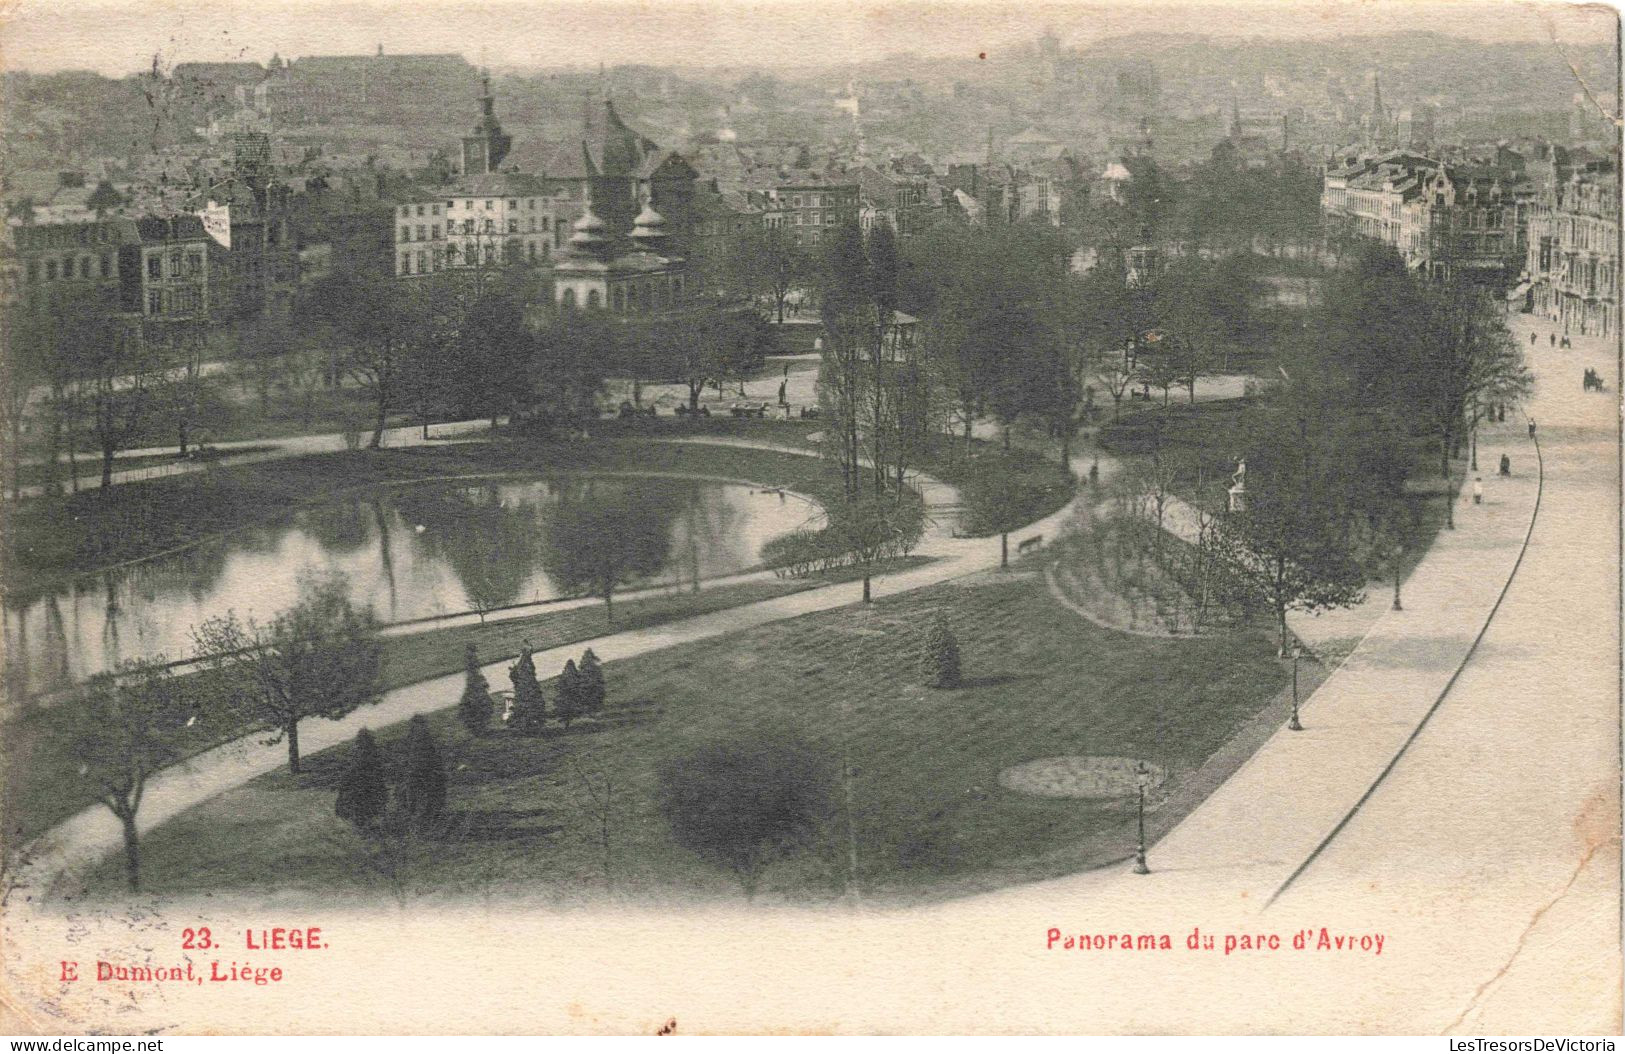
[
  {"xmin": 393, "ymin": 82, "xmax": 567, "ymax": 280},
  {"xmin": 1322, "ymin": 151, "xmax": 1523, "ymax": 285},
  {"xmin": 527, "ymin": 98, "xmax": 701, "ymax": 251},
  {"xmin": 185, "ymin": 131, "xmax": 298, "ymax": 319},
  {"xmin": 0, "ymin": 218, "xmax": 135, "ymax": 312},
  {"xmin": 854, "ymin": 164, "xmax": 939, "ymax": 238},
  {"xmin": 756, "ymin": 172, "xmax": 859, "ymax": 248},
  {"xmin": 121, "ymin": 216, "xmax": 213, "ymax": 321},
  {"xmin": 396, "ymin": 173, "xmax": 566, "ymax": 278},
  {"xmin": 1527, "ymin": 162, "xmax": 1619, "ymax": 338},
  {"xmin": 2, "ymin": 212, "xmax": 217, "ymax": 327}
]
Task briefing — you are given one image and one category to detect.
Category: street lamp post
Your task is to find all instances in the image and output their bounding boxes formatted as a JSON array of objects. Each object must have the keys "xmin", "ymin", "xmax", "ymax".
[
  {"xmin": 1288, "ymin": 643, "xmax": 1303, "ymax": 731},
  {"xmin": 1391, "ymin": 543, "xmax": 1404, "ymax": 611},
  {"xmin": 1133, "ymin": 761, "xmax": 1151, "ymax": 874}
]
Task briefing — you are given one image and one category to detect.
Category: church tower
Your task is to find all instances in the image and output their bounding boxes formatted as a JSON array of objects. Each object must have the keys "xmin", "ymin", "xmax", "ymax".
[{"xmin": 461, "ymin": 71, "xmax": 512, "ymax": 176}]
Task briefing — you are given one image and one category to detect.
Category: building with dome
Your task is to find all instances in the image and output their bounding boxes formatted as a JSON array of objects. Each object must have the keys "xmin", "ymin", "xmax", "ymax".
[{"xmin": 553, "ymin": 196, "xmax": 687, "ymax": 312}]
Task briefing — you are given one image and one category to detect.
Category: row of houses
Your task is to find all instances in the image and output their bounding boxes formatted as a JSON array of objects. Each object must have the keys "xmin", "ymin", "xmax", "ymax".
[{"xmin": 1321, "ymin": 146, "xmax": 1619, "ymax": 337}]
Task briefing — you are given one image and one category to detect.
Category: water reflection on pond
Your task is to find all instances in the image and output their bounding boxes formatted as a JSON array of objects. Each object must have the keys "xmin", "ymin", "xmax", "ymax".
[{"xmin": 4, "ymin": 476, "xmax": 818, "ymax": 697}]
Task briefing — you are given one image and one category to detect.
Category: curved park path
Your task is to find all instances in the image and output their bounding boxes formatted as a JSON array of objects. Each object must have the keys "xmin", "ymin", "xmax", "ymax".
[{"xmin": 13, "ymin": 436, "xmax": 1082, "ymax": 892}]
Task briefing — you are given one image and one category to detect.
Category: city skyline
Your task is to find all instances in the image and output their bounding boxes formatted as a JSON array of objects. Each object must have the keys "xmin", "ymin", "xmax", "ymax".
[{"xmin": 0, "ymin": 0, "xmax": 1615, "ymax": 77}]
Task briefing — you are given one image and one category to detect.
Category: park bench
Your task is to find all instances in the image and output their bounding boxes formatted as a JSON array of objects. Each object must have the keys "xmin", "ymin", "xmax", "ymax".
[
  {"xmin": 1017, "ymin": 534, "xmax": 1044, "ymax": 555},
  {"xmin": 674, "ymin": 404, "xmax": 712, "ymax": 417},
  {"xmin": 730, "ymin": 402, "xmax": 768, "ymax": 418}
]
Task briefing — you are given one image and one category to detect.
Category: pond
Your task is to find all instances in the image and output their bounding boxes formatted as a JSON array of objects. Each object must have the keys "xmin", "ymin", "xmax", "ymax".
[{"xmin": 3, "ymin": 475, "xmax": 819, "ymax": 698}]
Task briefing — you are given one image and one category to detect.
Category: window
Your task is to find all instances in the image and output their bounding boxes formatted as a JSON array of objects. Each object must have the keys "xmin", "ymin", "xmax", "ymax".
[
  {"xmin": 509, "ymin": 200, "xmax": 517, "ymax": 209},
  {"xmin": 463, "ymin": 219, "xmax": 474, "ymax": 235},
  {"xmin": 401, "ymin": 206, "xmax": 410, "ymax": 217},
  {"xmin": 528, "ymin": 217, "xmax": 536, "ymax": 232},
  {"xmin": 561, "ymin": 288, "xmax": 577, "ymax": 308},
  {"xmin": 507, "ymin": 219, "xmax": 518, "ymax": 233},
  {"xmin": 542, "ymin": 216, "xmax": 550, "ymax": 231},
  {"xmin": 432, "ymin": 205, "xmax": 440, "ymax": 216},
  {"xmin": 416, "ymin": 205, "xmax": 425, "ymax": 217},
  {"xmin": 187, "ymin": 253, "xmax": 202, "ymax": 275},
  {"xmin": 26, "ymin": 261, "xmax": 38, "ymax": 283},
  {"xmin": 148, "ymin": 290, "xmax": 164, "ymax": 314},
  {"xmin": 169, "ymin": 251, "xmax": 182, "ymax": 274},
  {"xmin": 417, "ymin": 250, "xmax": 427, "ymax": 273},
  {"xmin": 484, "ymin": 245, "xmax": 494, "ymax": 264},
  {"xmin": 401, "ymin": 253, "xmax": 412, "ymax": 274},
  {"xmin": 484, "ymin": 218, "xmax": 494, "ymax": 233},
  {"xmin": 528, "ymin": 243, "xmax": 537, "ymax": 262},
  {"xmin": 401, "ymin": 226, "xmax": 411, "ymax": 242},
  {"xmin": 45, "ymin": 260, "xmax": 57, "ymax": 280},
  {"xmin": 101, "ymin": 255, "xmax": 112, "ymax": 278},
  {"xmin": 447, "ymin": 201, "xmax": 455, "ymax": 210},
  {"xmin": 433, "ymin": 248, "xmax": 444, "ymax": 270},
  {"xmin": 147, "ymin": 255, "xmax": 161, "ymax": 279},
  {"xmin": 416, "ymin": 225, "xmax": 427, "ymax": 241},
  {"xmin": 587, "ymin": 289, "xmax": 601, "ymax": 309},
  {"xmin": 528, "ymin": 199, "xmax": 536, "ymax": 209},
  {"xmin": 431, "ymin": 225, "xmax": 440, "ymax": 239},
  {"xmin": 484, "ymin": 200, "xmax": 493, "ymax": 210}
]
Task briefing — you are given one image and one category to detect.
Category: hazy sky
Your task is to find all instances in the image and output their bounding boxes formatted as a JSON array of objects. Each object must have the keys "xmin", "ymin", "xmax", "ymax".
[{"xmin": 0, "ymin": 0, "xmax": 1615, "ymax": 76}]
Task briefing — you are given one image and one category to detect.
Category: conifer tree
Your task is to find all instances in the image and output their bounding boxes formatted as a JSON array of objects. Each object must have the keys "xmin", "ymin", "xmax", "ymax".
[
  {"xmin": 578, "ymin": 648, "xmax": 606, "ymax": 715},
  {"xmin": 921, "ymin": 613, "xmax": 962, "ymax": 689},
  {"xmin": 508, "ymin": 646, "xmax": 547, "ymax": 734},
  {"xmin": 397, "ymin": 715, "xmax": 447, "ymax": 829},
  {"xmin": 556, "ymin": 659, "xmax": 583, "ymax": 729},
  {"xmin": 457, "ymin": 642, "xmax": 495, "ymax": 736},
  {"xmin": 335, "ymin": 728, "xmax": 388, "ymax": 830}
]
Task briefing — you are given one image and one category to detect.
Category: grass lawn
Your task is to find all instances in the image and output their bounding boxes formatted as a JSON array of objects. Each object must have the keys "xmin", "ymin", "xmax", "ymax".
[{"xmin": 79, "ymin": 566, "xmax": 1288, "ymax": 905}]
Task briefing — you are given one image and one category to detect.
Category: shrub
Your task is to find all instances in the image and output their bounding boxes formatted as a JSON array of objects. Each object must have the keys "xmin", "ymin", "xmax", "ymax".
[
  {"xmin": 396, "ymin": 715, "xmax": 446, "ymax": 830},
  {"xmin": 335, "ymin": 729, "xmax": 389, "ymax": 830},
  {"xmin": 761, "ymin": 528, "xmax": 847, "ymax": 578},
  {"xmin": 655, "ymin": 735, "xmax": 834, "ymax": 897},
  {"xmin": 508, "ymin": 646, "xmax": 547, "ymax": 734},
  {"xmin": 920, "ymin": 613, "xmax": 962, "ymax": 689},
  {"xmin": 457, "ymin": 643, "xmax": 495, "ymax": 736}
]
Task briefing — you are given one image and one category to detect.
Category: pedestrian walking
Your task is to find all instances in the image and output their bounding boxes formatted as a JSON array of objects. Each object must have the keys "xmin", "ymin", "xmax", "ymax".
[
  {"xmin": 1550, "ymin": 333, "xmax": 1556, "ymax": 347},
  {"xmin": 1528, "ymin": 419, "xmax": 1537, "ymax": 439},
  {"xmin": 1531, "ymin": 332, "xmax": 1537, "ymax": 344},
  {"xmin": 1089, "ymin": 460, "xmax": 1100, "ymax": 486},
  {"xmin": 1499, "ymin": 453, "xmax": 1511, "ymax": 476},
  {"xmin": 1472, "ymin": 476, "xmax": 1483, "ymax": 505}
]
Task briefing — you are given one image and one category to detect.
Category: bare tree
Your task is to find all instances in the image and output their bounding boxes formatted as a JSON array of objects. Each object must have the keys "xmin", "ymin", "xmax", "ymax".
[
  {"xmin": 67, "ymin": 659, "xmax": 189, "ymax": 891},
  {"xmin": 192, "ymin": 570, "xmax": 382, "ymax": 773}
]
